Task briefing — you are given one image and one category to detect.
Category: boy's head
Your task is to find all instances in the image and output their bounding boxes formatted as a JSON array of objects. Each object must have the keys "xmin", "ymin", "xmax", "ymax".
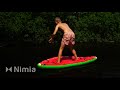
[{"xmin": 55, "ymin": 17, "xmax": 61, "ymax": 24}]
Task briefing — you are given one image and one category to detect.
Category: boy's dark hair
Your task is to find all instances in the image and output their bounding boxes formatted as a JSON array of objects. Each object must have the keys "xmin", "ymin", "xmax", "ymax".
[{"xmin": 55, "ymin": 17, "xmax": 61, "ymax": 22}]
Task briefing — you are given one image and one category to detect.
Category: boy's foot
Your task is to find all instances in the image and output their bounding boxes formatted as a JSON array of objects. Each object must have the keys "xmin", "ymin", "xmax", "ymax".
[
  {"xmin": 57, "ymin": 60, "xmax": 60, "ymax": 63},
  {"xmin": 75, "ymin": 57, "xmax": 78, "ymax": 60}
]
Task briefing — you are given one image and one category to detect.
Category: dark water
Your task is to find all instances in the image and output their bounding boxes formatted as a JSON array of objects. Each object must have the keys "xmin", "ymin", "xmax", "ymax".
[{"xmin": 0, "ymin": 41, "xmax": 120, "ymax": 78}]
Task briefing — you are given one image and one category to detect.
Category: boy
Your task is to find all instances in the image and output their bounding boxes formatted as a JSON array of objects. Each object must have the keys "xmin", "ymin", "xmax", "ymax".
[{"xmin": 49, "ymin": 17, "xmax": 78, "ymax": 63}]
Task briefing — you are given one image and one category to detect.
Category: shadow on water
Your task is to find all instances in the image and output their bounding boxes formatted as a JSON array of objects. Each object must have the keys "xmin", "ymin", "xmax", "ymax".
[
  {"xmin": 0, "ymin": 41, "xmax": 120, "ymax": 78},
  {"xmin": 35, "ymin": 62, "xmax": 97, "ymax": 78}
]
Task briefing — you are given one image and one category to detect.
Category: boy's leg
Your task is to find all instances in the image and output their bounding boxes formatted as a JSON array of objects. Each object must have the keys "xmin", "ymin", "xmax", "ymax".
[
  {"xmin": 69, "ymin": 45, "xmax": 78, "ymax": 60},
  {"xmin": 57, "ymin": 43, "xmax": 65, "ymax": 63}
]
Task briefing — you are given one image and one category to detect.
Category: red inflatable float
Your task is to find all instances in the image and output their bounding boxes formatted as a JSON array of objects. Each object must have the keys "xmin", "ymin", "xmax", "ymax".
[{"xmin": 37, "ymin": 56, "xmax": 97, "ymax": 69}]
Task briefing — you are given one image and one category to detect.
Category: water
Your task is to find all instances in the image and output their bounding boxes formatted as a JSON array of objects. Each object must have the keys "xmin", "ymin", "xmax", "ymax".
[{"xmin": 0, "ymin": 41, "xmax": 120, "ymax": 78}]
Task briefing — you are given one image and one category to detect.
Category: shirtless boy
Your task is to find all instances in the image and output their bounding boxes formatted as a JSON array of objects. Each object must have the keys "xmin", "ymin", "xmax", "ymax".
[{"xmin": 49, "ymin": 17, "xmax": 78, "ymax": 63}]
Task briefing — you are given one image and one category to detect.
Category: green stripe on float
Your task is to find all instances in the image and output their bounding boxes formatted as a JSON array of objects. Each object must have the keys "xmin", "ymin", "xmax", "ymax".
[{"xmin": 37, "ymin": 57, "xmax": 97, "ymax": 69}]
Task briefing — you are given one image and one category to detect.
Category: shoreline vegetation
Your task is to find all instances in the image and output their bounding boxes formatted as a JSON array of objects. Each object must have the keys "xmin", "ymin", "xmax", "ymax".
[
  {"xmin": 0, "ymin": 40, "xmax": 119, "ymax": 48},
  {"xmin": 0, "ymin": 12, "xmax": 120, "ymax": 48}
]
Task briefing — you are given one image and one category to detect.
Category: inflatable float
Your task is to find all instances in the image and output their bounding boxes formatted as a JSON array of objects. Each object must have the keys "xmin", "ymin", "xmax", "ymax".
[{"xmin": 37, "ymin": 56, "xmax": 97, "ymax": 69}]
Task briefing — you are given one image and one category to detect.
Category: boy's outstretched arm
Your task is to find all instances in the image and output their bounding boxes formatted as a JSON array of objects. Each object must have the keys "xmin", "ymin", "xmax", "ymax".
[
  {"xmin": 49, "ymin": 25, "xmax": 59, "ymax": 43},
  {"xmin": 53, "ymin": 25, "xmax": 59, "ymax": 35}
]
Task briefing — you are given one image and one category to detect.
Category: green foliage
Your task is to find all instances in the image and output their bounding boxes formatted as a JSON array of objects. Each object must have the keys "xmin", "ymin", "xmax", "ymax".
[
  {"xmin": 0, "ymin": 12, "xmax": 120, "ymax": 46},
  {"xmin": 0, "ymin": 12, "xmax": 32, "ymax": 40},
  {"xmin": 26, "ymin": 16, "xmax": 50, "ymax": 44}
]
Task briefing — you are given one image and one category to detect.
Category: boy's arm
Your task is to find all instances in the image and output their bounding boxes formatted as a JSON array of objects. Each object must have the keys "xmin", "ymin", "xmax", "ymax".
[
  {"xmin": 49, "ymin": 25, "xmax": 59, "ymax": 43},
  {"xmin": 50, "ymin": 25, "xmax": 59, "ymax": 39},
  {"xmin": 53, "ymin": 25, "xmax": 59, "ymax": 35}
]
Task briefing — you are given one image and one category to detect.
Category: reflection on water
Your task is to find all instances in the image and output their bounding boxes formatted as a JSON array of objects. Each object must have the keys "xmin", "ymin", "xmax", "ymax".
[
  {"xmin": 0, "ymin": 41, "xmax": 120, "ymax": 78},
  {"xmin": 35, "ymin": 63, "xmax": 97, "ymax": 78}
]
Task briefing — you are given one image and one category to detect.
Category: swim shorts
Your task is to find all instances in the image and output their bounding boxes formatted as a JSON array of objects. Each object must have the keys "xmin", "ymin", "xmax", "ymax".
[{"xmin": 61, "ymin": 31, "xmax": 75, "ymax": 46}]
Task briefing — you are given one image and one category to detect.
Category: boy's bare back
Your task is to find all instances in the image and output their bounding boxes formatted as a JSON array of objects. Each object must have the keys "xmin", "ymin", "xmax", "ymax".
[{"xmin": 57, "ymin": 23, "xmax": 73, "ymax": 33}]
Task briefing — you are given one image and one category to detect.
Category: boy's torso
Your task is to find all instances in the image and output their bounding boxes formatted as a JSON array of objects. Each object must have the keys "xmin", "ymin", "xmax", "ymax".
[{"xmin": 58, "ymin": 23, "xmax": 73, "ymax": 33}]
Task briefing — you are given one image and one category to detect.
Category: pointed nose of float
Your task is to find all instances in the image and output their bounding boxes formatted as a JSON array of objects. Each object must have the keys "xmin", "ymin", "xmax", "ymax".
[
  {"xmin": 95, "ymin": 56, "xmax": 97, "ymax": 59},
  {"xmin": 37, "ymin": 63, "xmax": 42, "ymax": 66}
]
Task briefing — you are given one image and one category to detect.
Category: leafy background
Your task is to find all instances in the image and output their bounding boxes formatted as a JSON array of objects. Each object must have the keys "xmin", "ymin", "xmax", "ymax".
[{"xmin": 0, "ymin": 12, "xmax": 120, "ymax": 47}]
